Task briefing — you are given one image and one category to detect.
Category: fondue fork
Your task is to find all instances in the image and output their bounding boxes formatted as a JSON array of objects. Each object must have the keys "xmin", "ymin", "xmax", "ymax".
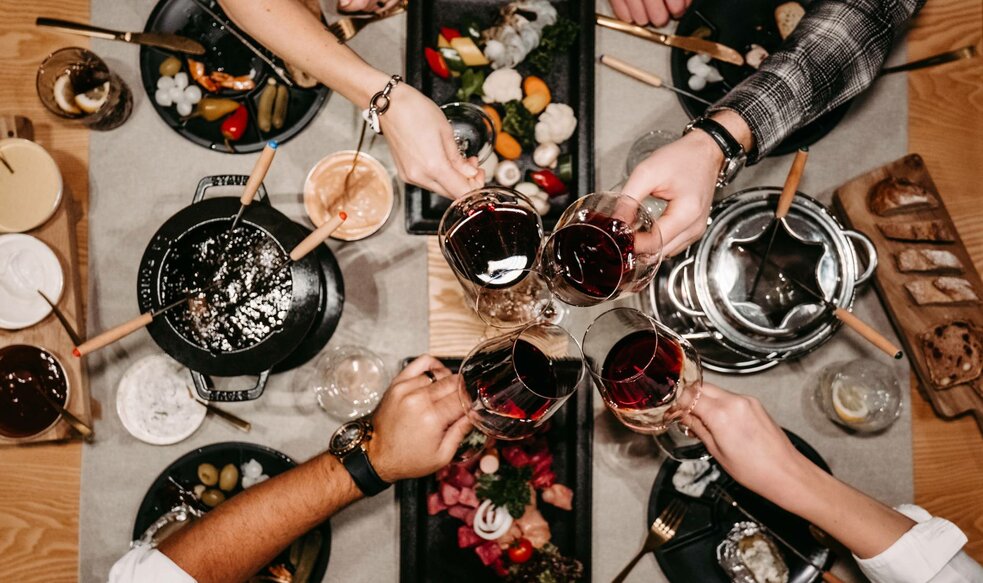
[
  {"xmin": 27, "ymin": 382, "xmax": 94, "ymax": 440},
  {"xmin": 230, "ymin": 140, "xmax": 278, "ymax": 231}
]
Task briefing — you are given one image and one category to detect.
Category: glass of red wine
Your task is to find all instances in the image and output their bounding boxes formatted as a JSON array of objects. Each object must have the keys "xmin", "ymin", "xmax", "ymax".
[
  {"xmin": 582, "ymin": 307, "xmax": 707, "ymax": 460},
  {"xmin": 474, "ymin": 268, "xmax": 566, "ymax": 331},
  {"xmin": 438, "ymin": 187, "xmax": 545, "ymax": 313},
  {"xmin": 458, "ymin": 323, "xmax": 586, "ymax": 441},
  {"xmin": 542, "ymin": 192, "xmax": 662, "ymax": 307}
]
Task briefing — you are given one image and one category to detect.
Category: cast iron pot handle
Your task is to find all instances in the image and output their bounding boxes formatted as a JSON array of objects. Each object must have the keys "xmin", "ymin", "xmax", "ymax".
[
  {"xmin": 844, "ymin": 230, "xmax": 878, "ymax": 286},
  {"xmin": 192, "ymin": 370, "xmax": 270, "ymax": 402},
  {"xmin": 666, "ymin": 257, "xmax": 706, "ymax": 318},
  {"xmin": 193, "ymin": 175, "xmax": 268, "ymax": 204}
]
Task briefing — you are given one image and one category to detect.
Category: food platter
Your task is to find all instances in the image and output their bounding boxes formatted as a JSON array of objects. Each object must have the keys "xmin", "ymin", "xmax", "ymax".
[
  {"xmin": 398, "ymin": 358, "xmax": 592, "ymax": 582},
  {"xmin": 140, "ymin": 0, "xmax": 330, "ymax": 153},
  {"xmin": 648, "ymin": 430, "xmax": 834, "ymax": 583},
  {"xmin": 669, "ymin": 0, "xmax": 850, "ymax": 156},
  {"xmin": 133, "ymin": 442, "xmax": 331, "ymax": 580},
  {"xmin": 404, "ymin": 0, "xmax": 595, "ymax": 234}
]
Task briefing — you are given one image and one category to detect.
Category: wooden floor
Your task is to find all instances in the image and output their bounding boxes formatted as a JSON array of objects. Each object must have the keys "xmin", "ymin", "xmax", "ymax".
[{"xmin": 0, "ymin": 0, "xmax": 980, "ymax": 579}]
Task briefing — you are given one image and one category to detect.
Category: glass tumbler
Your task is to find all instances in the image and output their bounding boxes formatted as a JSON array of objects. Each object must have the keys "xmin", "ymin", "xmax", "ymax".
[{"xmin": 36, "ymin": 47, "xmax": 133, "ymax": 131}]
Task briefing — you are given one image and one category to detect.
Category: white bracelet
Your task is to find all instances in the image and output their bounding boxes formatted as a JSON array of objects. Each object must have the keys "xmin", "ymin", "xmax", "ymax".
[{"xmin": 361, "ymin": 74, "xmax": 402, "ymax": 134}]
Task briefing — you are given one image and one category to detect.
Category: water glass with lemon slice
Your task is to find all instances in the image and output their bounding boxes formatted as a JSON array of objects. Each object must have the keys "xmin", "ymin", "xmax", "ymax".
[
  {"xmin": 816, "ymin": 359, "xmax": 902, "ymax": 433},
  {"xmin": 36, "ymin": 47, "xmax": 132, "ymax": 131}
]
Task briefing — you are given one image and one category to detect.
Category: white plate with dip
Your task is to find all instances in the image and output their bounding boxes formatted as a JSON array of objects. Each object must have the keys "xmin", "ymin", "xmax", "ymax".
[
  {"xmin": 303, "ymin": 150, "xmax": 395, "ymax": 241},
  {"xmin": 117, "ymin": 354, "xmax": 207, "ymax": 445},
  {"xmin": 0, "ymin": 138, "xmax": 63, "ymax": 233},
  {"xmin": 0, "ymin": 233, "xmax": 64, "ymax": 330}
]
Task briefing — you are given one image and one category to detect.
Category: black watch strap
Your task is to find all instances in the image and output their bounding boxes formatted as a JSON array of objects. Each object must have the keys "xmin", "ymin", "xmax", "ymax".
[
  {"xmin": 342, "ymin": 447, "xmax": 391, "ymax": 496},
  {"xmin": 691, "ymin": 117, "xmax": 741, "ymax": 160}
]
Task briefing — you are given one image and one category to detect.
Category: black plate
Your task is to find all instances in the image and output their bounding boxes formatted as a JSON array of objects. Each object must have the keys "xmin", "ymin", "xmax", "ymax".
[
  {"xmin": 404, "ymin": 0, "xmax": 595, "ymax": 234},
  {"xmin": 398, "ymin": 358, "xmax": 592, "ymax": 582},
  {"xmin": 648, "ymin": 430, "xmax": 834, "ymax": 583},
  {"xmin": 132, "ymin": 442, "xmax": 332, "ymax": 579},
  {"xmin": 670, "ymin": 0, "xmax": 850, "ymax": 156},
  {"xmin": 140, "ymin": 0, "xmax": 330, "ymax": 153}
]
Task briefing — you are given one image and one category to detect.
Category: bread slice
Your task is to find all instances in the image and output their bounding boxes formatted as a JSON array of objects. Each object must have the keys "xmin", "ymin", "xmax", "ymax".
[
  {"xmin": 775, "ymin": 2, "xmax": 805, "ymax": 39},
  {"xmin": 920, "ymin": 321, "xmax": 983, "ymax": 389},
  {"xmin": 905, "ymin": 277, "xmax": 980, "ymax": 305},
  {"xmin": 895, "ymin": 249, "xmax": 964, "ymax": 273},
  {"xmin": 878, "ymin": 220, "xmax": 955, "ymax": 243},
  {"xmin": 868, "ymin": 177, "xmax": 939, "ymax": 216}
]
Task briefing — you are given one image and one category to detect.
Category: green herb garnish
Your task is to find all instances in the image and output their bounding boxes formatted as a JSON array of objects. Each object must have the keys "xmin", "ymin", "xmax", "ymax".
[
  {"xmin": 477, "ymin": 464, "xmax": 532, "ymax": 518},
  {"xmin": 526, "ymin": 17, "xmax": 579, "ymax": 76},
  {"xmin": 502, "ymin": 100, "xmax": 536, "ymax": 149},
  {"xmin": 456, "ymin": 67, "xmax": 486, "ymax": 102},
  {"xmin": 507, "ymin": 543, "xmax": 584, "ymax": 582}
]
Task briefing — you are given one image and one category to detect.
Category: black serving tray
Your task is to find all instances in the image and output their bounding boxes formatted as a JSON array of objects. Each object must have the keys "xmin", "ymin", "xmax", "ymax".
[
  {"xmin": 670, "ymin": 0, "xmax": 850, "ymax": 156},
  {"xmin": 398, "ymin": 358, "xmax": 593, "ymax": 582},
  {"xmin": 404, "ymin": 0, "xmax": 595, "ymax": 234},
  {"xmin": 648, "ymin": 430, "xmax": 834, "ymax": 583}
]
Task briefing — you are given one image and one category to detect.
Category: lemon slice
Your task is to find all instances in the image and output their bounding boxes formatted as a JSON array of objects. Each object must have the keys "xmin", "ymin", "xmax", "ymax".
[
  {"xmin": 832, "ymin": 380, "xmax": 870, "ymax": 424},
  {"xmin": 53, "ymin": 74, "xmax": 81, "ymax": 115},
  {"xmin": 74, "ymin": 81, "xmax": 110, "ymax": 114}
]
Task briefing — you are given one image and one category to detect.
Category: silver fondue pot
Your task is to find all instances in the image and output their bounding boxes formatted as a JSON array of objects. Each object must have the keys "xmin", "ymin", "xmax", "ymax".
[{"xmin": 664, "ymin": 187, "xmax": 876, "ymax": 363}]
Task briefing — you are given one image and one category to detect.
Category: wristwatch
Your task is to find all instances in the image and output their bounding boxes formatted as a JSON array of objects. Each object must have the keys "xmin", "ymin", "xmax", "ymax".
[
  {"xmin": 684, "ymin": 116, "xmax": 747, "ymax": 187},
  {"xmin": 328, "ymin": 417, "xmax": 391, "ymax": 496}
]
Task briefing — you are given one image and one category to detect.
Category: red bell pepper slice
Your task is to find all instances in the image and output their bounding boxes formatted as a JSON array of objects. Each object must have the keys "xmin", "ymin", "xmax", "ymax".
[
  {"xmin": 424, "ymin": 47, "xmax": 450, "ymax": 79},
  {"xmin": 530, "ymin": 169, "xmax": 568, "ymax": 196},
  {"xmin": 439, "ymin": 27, "xmax": 463, "ymax": 41}
]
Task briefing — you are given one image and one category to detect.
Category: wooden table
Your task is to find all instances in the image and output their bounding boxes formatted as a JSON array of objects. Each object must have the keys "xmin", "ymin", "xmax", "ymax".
[{"xmin": 0, "ymin": 0, "xmax": 980, "ymax": 579}]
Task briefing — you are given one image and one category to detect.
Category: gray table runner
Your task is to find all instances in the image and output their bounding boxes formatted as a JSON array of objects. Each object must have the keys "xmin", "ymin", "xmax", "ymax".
[{"xmin": 81, "ymin": 1, "xmax": 911, "ymax": 580}]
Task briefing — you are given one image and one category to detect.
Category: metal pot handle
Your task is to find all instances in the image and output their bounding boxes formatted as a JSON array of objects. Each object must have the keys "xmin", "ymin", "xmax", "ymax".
[
  {"xmin": 193, "ymin": 175, "xmax": 268, "ymax": 204},
  {"xmin": 192, "ymin": 369, "xmax": 270, "ymax": 402},
  {"xmin": 666, "ymin": 257, "xmax": 706, "ymax": 318},
  {"xmin": 844, "ymin": 230, "xmax": 878, "ymax": 286}
]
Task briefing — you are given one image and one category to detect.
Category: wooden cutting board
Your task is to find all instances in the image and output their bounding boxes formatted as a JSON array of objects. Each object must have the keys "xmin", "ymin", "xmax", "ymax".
[
  {"xmin": 427, "ymin": 237, "xmax": 495, "ymax": 356},
  {"xmin": 0, "ymin": 115, "xmax": 92, "ymax": 444},
  {"xmin": 834, "ymin": 154, "xmax": 983, "ymax": 432}
]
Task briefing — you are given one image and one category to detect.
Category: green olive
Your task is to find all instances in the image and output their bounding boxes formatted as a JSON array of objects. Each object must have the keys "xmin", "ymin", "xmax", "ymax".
[
  {"xmin": 219, "ymin": 463, "xmax": 239, "ymax": 492},
  {"xmin": 201, "ymin": 488, "xmax": 226, "ymax": 507},
  {"xmin": 158, "ymin": 56, "xmax": 182, "ymax": 77},
  {"xmin": 197, "ymin": 463, "xmax": 219, "ymax": 486}
]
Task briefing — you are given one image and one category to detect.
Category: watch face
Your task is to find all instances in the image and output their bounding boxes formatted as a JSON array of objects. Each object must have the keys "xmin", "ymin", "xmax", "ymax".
[{"xmin": 330, "ymin": 421, "xmax": 365, "ymax": 455}]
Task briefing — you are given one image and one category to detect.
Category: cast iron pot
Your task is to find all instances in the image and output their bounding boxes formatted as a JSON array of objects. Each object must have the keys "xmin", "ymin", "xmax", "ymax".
[{"xmin": 137, "ymin": 175, "xmax": 322, "ymax": 402}]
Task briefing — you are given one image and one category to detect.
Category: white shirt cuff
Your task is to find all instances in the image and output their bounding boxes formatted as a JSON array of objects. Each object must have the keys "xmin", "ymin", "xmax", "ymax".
[
  {"xmin": 855, "ymin": 504, "xmax": 967, "ymax": 583},
  {"xmin": 108, "ymin": 544, "xmax": 197, "ymax": 583}
]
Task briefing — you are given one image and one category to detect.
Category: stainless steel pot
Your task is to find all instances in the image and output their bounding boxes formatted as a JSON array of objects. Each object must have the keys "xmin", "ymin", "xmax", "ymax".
[{"xmin": 666, "ymin": 187, "xmax": 876, "ymax": 361}]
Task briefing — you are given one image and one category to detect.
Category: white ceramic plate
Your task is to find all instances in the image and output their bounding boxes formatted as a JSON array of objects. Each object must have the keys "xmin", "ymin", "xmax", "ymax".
[
  {"xmin": 0, "ymin": 138, "xmax": 63, "ymax": 233},
  {"xmin": 0, "ymin": 234, "xmax": 64, "ymax": 330},
  {"xmin": 116, "ymin": 354, "xmax": 207, "ymax": 445}
]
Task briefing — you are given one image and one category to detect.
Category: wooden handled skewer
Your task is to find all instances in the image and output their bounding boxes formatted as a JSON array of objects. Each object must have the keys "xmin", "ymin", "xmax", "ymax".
[
  {"xmin": 776, "ymin": 148, "xmax": 808, "ymax": 219},
  {"xmin": 73, "ymin": 211, "xmax": 347, "ymax": 358},
  {"xmin": 230, "ymin": 140, "xmax": 278, "ymax": 231},
  {"xmin": 833, "ymin": 308, "xmax": 903, "ymax": 360},
  {"xmin": 598, "ymin": 54, "xmax": 713, "ymax": 106}
]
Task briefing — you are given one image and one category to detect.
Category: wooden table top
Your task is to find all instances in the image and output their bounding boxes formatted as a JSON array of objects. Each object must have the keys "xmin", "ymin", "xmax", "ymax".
[{"xmin": 0, "ymin": 0, "xmax": 980, "ymax": 579}]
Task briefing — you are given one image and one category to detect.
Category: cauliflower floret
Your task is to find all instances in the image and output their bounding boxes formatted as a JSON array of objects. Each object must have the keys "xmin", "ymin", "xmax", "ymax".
[
  {"xmin": 482, "ymin": 68, "xmax": 523, "ymax": 104},
  {"xmin": 535, "ymin": 103, "xmax": 577, "ymax": 145}
]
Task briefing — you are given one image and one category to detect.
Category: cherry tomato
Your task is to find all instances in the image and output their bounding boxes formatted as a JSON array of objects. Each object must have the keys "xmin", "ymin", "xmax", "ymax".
[{"xmin": 507, "ymin": 538, "xmax": 534, "ymax": 564}]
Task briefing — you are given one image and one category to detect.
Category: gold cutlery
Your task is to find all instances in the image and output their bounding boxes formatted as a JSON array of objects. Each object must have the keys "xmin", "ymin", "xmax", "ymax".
[
  {"xmin": 186, "ymin": 387, "xmax": 251, "ymax": 432},
  {"xmin": 36, "ymin": 17, "xmax": 205, "ymax": 55},
  {"xmin": 881, "ymin": 44, "xmax": 977, "ymax": 75},
  {"xmin": 612, "ymin": 498, "xmax": 687, "ymax": 583},
  {"xmin": 329, "ymin": 0, "xmax": 408, "ymax": 43},
  {"xmin": 37, "ymin": 289, "xmax": 84, "ymax": 346},
  {"xmin": 28, "ymin": 382, "xmax": 94, "ymax": 440},
  {"xmin": 596, "ymin": 14, "xmax": 744, "ymax": 66}
]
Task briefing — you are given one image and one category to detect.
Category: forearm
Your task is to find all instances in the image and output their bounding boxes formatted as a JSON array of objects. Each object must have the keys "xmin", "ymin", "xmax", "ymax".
[
  {"xmin": 158, "ymin": 453, "xmax": 362, "ymax": 583},
  {"xmin": 712, "ymin": 0, "xmax": 923, "ymax": 161},
  {"xmin": 217, "ymin": 0, "xmax": 389, "ymax": 107}
]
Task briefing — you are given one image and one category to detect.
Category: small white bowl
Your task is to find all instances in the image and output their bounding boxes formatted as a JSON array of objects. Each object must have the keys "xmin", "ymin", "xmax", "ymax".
[
  {"xmin": 0, "ymin": 233, "xmax": 64, "ymax": 330},
  {"xmin": 116, "ymin": 354, "xmax": 206, "ymax": 445},
  {"xmin": 0, "ymin": 138, "xmax": 63, "ymax": 233}
]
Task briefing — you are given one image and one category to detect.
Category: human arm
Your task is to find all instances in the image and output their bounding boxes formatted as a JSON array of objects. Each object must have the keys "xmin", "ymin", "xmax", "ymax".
[
  {"xmin": 144, "ymin": 356, "xmax": 471, "ymax": 583},
  {"xmin": 678, "ymin": 383, "xmax": 981, "ymax": 582},
  {"xmin": 608, "ymin": 0, "xmax": 692, "ymax": 27},
  {"xmin": 217, "ymin": 0, "xmax": 484, "ymax": 198}
]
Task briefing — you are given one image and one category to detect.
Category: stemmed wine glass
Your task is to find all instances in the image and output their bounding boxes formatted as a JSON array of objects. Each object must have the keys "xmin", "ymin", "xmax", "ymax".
[
  {"xmin": 541, "ymin": 192, "xmax": 663, "ymax": 307},
  {"xmin": 582, "ymin": 307, "xmax": 707, "ymax": 460},
  {"xmin": 441, "ymin": 102, "xmax": 496, "ymax": 164},
  {"xmin": 474, "ymin": 268, "xmax": 566, "ymax": 331}
]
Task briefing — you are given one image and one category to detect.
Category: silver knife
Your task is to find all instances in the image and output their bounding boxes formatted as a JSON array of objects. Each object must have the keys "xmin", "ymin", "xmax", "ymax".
[
  {"xmin": 36, "ymin": 17, "xmax": 206, "ymax": 55},
  {"xmin": 596, "ymin": 14, "xmax": 744, "ymax": 66}
]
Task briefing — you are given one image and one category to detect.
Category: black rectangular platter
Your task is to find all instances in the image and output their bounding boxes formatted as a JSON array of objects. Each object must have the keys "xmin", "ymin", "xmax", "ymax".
[
  {"xmin": 398, "ymin": 358, "xmax": 593, "ymax": 582},
  {"xmin": 404, "ymin": 0, "xmax": 596, "ymax": 234}
]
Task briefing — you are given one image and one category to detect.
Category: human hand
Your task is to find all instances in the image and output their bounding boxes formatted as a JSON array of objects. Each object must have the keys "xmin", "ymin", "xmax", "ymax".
[
  {"xmin": 366, "ymin": 355, "xmax": 473, "ymax": 482},
  {"xmin": 609, "ymin": 0, "xmax": 692, "ymax": 27},
  {"xmin": 379, "ymin": 84, "xmax": 486, "ymax": 199},
  {"xmin": 622, "ymin": 131, "xmax": 720, "ymax": 257},
  {"xmin": 676, "ymin": 383, "xmax": 818, "ymax": 507}
]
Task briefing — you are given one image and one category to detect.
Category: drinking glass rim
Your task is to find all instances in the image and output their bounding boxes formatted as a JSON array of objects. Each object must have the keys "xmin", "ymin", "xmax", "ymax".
[
  {"xmin": 436, "ymin": 186, "xmax": 542, "ymax": 242},
  {"xmin": 582, "ymin": 307, "xmax": 664, "ymax": 385},
  {"xmin": 473, "ymin": 267, "xmax": 554, "ymax": 330},
  {"xmin": 439, "ymin": 101, "xmax": 497, "ymax": 164},
  {"xmin": 544, "ymin": 220, "xmax": 626, "ymax": 303}
]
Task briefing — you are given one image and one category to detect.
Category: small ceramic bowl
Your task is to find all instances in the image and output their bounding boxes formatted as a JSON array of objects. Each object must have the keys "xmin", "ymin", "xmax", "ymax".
[
  {"xmin": 303, "ymin": 150, "xmax": 394, "ymax": 241},
  {"xmin": 0, "ymin": 138, "xmax": 63, "ymax": 233}
]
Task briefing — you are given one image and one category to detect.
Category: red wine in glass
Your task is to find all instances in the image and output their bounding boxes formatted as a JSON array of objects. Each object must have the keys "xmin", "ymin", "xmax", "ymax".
[
  {"xmin": 549, "ymin": 211, "xmax": 635, "ymax": 300},
  {"xmin": 444, "ymin": 203, "xmax": 542, "ymax": 289},
  {"xmin": 600, "ymin": 329, "xmax": 682, "ymax": 411}
]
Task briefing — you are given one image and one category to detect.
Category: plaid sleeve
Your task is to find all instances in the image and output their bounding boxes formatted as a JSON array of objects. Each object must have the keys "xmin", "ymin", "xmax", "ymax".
[{"xmin": 709, "ymin": 0, "xmax": 924, "ymax": 163}]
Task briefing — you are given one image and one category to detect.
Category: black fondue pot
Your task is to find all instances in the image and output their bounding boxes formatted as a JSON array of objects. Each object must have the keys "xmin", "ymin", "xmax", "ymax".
[{"xmin": 137, "ymin": 175, "xmax": 343, "ymax": 402}]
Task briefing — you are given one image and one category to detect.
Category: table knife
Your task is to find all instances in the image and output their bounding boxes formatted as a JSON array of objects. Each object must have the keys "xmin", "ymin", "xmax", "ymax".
[
  {"xmin": 36, "ymin": 17, "xmax": 205, "ymax": 55},
  {"xmin": 596, "ymin": 14, "xmax": 744, "ymax": 66}
]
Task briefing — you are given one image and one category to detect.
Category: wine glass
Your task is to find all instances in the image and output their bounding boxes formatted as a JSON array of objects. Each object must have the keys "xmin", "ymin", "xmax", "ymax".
[
  {"xmin": 582, "ymin": 307, "xmax": 707, "ymax": 460},
  {"xmin": 458, "ymin": 323, "xmax": 586, "ymax": 441},
  {"xmin": 441, "ymin": 102, "xmax": 496, "ymax": 164},
  {"xmin": 474, "ymin": 268, "xmax": 566, "ymax": 331},
  {"xmin": 438, "ymin": 187, "xmax": 544, "ymax": 312},
  {"xmin": 541, "ymin": 192, "xmax": 663, "ymax": 307}
]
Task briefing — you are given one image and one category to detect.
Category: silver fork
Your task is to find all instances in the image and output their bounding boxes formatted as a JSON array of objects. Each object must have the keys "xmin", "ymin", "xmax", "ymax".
[
  {"xmin": 612, "ymin": 498, "xmax": 687, "ymax": 583},
  {"xmin": 328, "ymin": 0, "xmax": 407, "ymax": 43}
]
